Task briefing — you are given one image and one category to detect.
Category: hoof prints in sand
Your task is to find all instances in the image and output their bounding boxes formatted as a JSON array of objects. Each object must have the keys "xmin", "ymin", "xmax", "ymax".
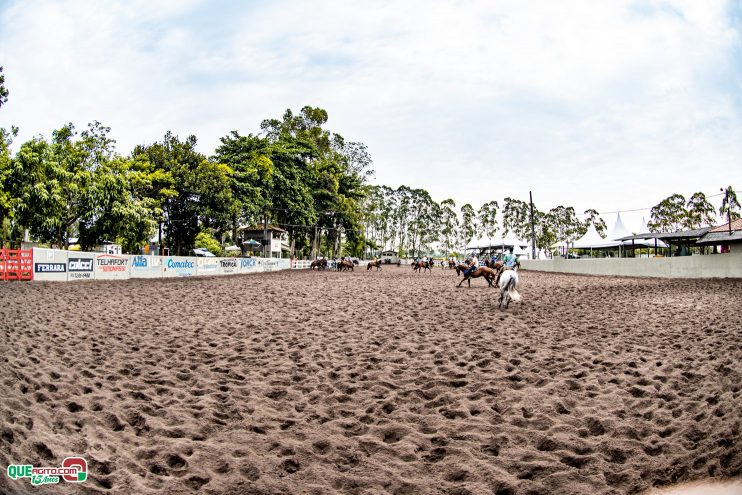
[{"xmin": 0, "ymin": 270, "xmax": 740, "ymax": 494}]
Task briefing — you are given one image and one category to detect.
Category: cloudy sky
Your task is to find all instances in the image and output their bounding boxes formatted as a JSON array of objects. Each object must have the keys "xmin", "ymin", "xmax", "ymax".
[{"xmin": 1, "ymin": 0, "xmax": 740, "ymax": 230}]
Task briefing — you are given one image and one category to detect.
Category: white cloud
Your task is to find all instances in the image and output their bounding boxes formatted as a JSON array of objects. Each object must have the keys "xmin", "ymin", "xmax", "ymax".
[{"xmin": 0, "ymin": 0, "xmax": 740, "ymax": 218}]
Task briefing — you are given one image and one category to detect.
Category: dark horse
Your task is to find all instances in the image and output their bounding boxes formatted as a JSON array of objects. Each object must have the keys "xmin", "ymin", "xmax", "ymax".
[
  {"xmin": 455, "ymin": 264, "xmax": 497, "ymax": 287},
  {"xmin": 367, "ymin": 259, "xmax": 382, "ymax": 271},
  {"xmin": 448, "ymin": 259, "xmax": 457, "ymax": 270},
  {"xmin": 486, "ymin": 258, "xmax": 520, "ymax": 271},
  {"xmin": 485, "ymin": 259, "xmax": 502, "ymax": 270},
  {"xmin": 310, "ymin": 259, "xmax": 327, "ymax": 271},
  {"xmin": 412, "ymin": 260, "xmax": 432, "ymax": 273}
]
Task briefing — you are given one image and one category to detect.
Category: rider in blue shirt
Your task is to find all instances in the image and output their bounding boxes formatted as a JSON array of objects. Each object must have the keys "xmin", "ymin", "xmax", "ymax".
[
  {"xmin": 503, "ymin": 248, "xmax": 518, "ymax": 268},
  {"xmin": 497, "ymin": 248, "xmax": 518, "ymax": 285}
]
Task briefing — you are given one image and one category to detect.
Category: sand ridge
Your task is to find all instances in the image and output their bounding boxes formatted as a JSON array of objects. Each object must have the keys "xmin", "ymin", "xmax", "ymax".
[{"xmin": 0, "ymin": 268, "xmax": 740, "ymax": 494}]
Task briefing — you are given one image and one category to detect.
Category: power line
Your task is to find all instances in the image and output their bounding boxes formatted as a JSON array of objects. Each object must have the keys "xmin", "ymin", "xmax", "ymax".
[{"xmin": 579, "ymin": 188, "xmax": 735, "ymax": 217}]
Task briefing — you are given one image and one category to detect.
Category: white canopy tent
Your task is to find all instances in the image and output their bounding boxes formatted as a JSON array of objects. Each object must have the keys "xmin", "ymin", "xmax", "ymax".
[
  {"xmin": 570, "ymin": 214, "xmax": 668, "ymax": 257},
  {"xmin": 572, "ymin": 224, "xmax": 620, "ymax": 249},
  {"xmin": 465, "ymin": 236, "xmax": 481, "ymax": 251},
  {"xmin": 475, "ymin": 231, "xmax": 531, "ymax": 258},
  {"xmin": 628, "ymin": 216, "xmax": 668, "ymax": 249},
  {"xmin": 606, "ymin": 213, "xmax": 632, "ymax": 243}
]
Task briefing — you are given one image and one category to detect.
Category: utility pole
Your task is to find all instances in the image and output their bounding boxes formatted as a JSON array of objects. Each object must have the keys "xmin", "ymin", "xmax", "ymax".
[
  {"xmin": 529, "ymin": 191, "xmax": 536, "ymax": 260},
  {"xmin": 722, "ymin": 187, "xmax": 732, "ymax": 236},
  {"xmin": 263, "ymin": 213, "xmax": 269, "ymax": 258},
  {"xmin": 312, "ymin": 224, "xmax": 318, "ymax": 259}
]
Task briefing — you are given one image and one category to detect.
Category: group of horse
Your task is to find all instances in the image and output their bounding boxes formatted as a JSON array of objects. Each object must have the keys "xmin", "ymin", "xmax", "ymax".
[
  {"xmin": 411, "ymin": 258, "xmax": 521, "ymax": 309},
  {"xmin": 448, "ymin": 261, "xmax": 519, "ymax": 308},
  {"xmin": 309, "ymin": 258, "xmax": 358, "ymax": 271},
  {"xmin": 411, "ymin": 259, "xmax": 434, "ymax": 273},
  {"xmin": 312, "ymin": 255, "xmax": 521, "ymax": 309}
]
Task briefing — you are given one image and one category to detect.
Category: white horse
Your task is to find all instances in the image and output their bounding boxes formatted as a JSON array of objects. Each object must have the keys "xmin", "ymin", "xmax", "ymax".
[{"xmin": 498, "ymin": 269, "xmax": 521, "ymax": 309}]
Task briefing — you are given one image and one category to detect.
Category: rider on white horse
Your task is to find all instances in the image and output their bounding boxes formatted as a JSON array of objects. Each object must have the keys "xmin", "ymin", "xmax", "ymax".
[{"xmin": 496, "ymin": 248, "xmax": 518, "ymax": 286}]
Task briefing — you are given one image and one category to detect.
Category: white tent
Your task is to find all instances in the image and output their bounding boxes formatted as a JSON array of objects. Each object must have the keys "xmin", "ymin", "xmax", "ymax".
[
  {"xmin": 630, "ymin": 216, "xmax": 668, "ymax": 249},
  {"xmin": 478, "ymin": 235, "xmax": 496, "ymax": 249},
  {"xmin": 572, "ymin": 224, "xmax": 619, "ymax": 249},
  {"xmin": 607, "ymin": 212, "xmax": 632, "ymax": 241},
  {"xmin": 465, "ymin": 236, "xmax": 480, "ymax": 251},
  {"xmin": 504, "ymin": 231, "xmax": 529, "ymax": 256},
  {"xmin": 636, "ymin": 217, "xmax": 648, "ymax": 235}
]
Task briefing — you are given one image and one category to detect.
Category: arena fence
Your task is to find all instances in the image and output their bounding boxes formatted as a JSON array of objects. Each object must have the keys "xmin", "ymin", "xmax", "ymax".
[
  {"xmin": 28, "ymin": 247, "xmax": 293, "ymax": 282},
  {"xmin": 520, "ymin": 251, "xmax": 742, "ymax": 279},
  {"xmin": 0, "ymin": 248, "xmax": 33, "ymax": 281},
  {"xmin": 291, "ymin": 259, "xmax": 314, "ymax": 269}
]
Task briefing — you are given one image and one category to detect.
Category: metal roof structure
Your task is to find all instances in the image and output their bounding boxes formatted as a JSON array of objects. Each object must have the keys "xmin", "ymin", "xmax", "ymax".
[
  {"xmin": 696, "ymin": 218, "xmax": 742, "ymax": 245},
  {"xmin": 617, "ymin": 227, "xmax": 711, "ymax": 242},
  {"xmin": 697, "ymin": 230, "xmax": 742, "ymax": 245}
]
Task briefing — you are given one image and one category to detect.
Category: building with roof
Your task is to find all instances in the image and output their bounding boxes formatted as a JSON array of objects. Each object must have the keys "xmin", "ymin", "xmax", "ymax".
[
  {"xmin": 696, "ymin": 218, "xmax": 742, "ymax": 253},
  {"xmin": 238, "ymin": 224, "xmax": 289, "ymax": 258},
  {"xmin": 619, "ymin": 227, "xmax": 712, "ymax": 256}
]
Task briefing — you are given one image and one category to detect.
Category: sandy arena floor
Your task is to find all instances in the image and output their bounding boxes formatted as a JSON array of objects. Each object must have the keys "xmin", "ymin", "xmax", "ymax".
[{"xmin": 0, "ymin": 267, "xmax": 740, "ymax": 495}]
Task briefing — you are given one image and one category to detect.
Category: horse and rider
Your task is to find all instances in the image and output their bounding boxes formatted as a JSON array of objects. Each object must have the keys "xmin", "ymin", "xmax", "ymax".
[
  {"xmin": 367, "ymin": 259, "xmax": 382, "ymax": 271},
  {"xmin": 455, "ymin": 253, "xmax": 499, "ymax": 287},
  {"xmin": 310, "ymin": 258, "xmax": 328, "ymax": 270},
  {"xmin": 337, "ymin": 256, "xmax": 355, "ymax": 271},
  {"xmin": 412, "ymin": 256, "xmax": 433, "ymax": 273},
  {"xmin": 494, "ymin": 248, "xmax": 519, "ymax": 286}
]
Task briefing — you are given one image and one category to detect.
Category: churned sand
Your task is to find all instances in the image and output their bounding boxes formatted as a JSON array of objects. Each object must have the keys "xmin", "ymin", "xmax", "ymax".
[{"xmin": 0, "ymin": 267, "xmax": 740, "ymax": 495}]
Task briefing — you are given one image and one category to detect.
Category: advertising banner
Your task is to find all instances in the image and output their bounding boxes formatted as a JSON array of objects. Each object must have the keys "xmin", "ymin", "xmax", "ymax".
[
  {"xmin": 94, "ymin": 253, "xmax": 130, "ymax": 280},
  {"xmin": 162, "ymin": 256, "xmax": 196, "ymax": 278},
  {"xmin": 32, "ymin": 248, "xmax": 69, "ymax": 281},
  {"xmin": 67, "ymin": 254, "xmax": 95, "ymax": 281},
  {"xmin": 261, "ymin": 258, "xmax": 280, "ymax": 272},
  {"xmin": 238, "ymin": 257, "xmax": 260, "ymax": 274},
  {"xmin": 196, "ymin": 257, "xmax": 220, "ymax": 276},
  {"xmin": 218, "ymin": 258, "xmax": 239, "ymax": 276},
  {"xmin": 129, "ymin": 255, "xmax": 163, "ymax": 278}
]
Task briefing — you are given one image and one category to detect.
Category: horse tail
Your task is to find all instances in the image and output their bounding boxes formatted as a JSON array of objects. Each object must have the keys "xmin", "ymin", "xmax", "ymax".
[{"xmin": 507, "ymin": 274, "xmax": 522, "ymax": 302}]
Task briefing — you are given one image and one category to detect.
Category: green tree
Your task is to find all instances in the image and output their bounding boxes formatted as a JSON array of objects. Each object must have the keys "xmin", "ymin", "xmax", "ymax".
[
  {"xmin": 9, "ymin": 123, "xmax": 98, "ymax": 248},
  {"xmin": 439, "ymin": 198, "xmax": 459, "ymax": 255},
  {"xmin": 459, "ymin": 203, "xmax": 476, "ymax": 249},
  {"xmin": 0, "ymin": 66, "xmax": 8, "ymax": 110},
  {"xmin": 213, "ymin": 131, "xmax": 275, "ymax": 241},
  {"xmin": 502, "ymin": 197, "xmax": 531, "ymax": 239},
  {"xmin": 545, "ymin": 206, "xmax": 581, "ymax": 244},
  {"xmin": 0, "ymin": 127, "xmax": 17, "ymax": 240},
  {"xmin": 128, "ymin": 148, "xmax": 177, "ymax": 250},
  {"xmin": 580, "ymin": 208, "xmax": 607, "ymax": 238},
  {"xmin": 648, "ymin": 194, "xmax": 686, "ymax": 233},
  {"xmin": 78, "ymin": 156, "xmax": 157, "ymax": 253},
  {"xmin": 533, "ymin": 210, "xmax": 555, "ymax": 253},
  {"xmin": 407, "ymin": 188, "xmax": 438, "ymax": 256},
  {"xmin": 477, "ymin": 200, "xmax": 500, "ymax": 241},
  {"xmin": 719, "ymin": 186, "xmax": 740, "ymax": 224},
  {"xmin": 684, "ymin": 192, "xmax": 715, "ymax": 230},
  {"xmin": 133, "ymin": 132, "xmax": 235, "ymax": 255},
  {"xmin": 194, "ymin": 231, "xmax": 224, "ymax": 256},
  {"xmin": 259, "ymin": 106, "xmax": 371, "ymax": 258}
]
